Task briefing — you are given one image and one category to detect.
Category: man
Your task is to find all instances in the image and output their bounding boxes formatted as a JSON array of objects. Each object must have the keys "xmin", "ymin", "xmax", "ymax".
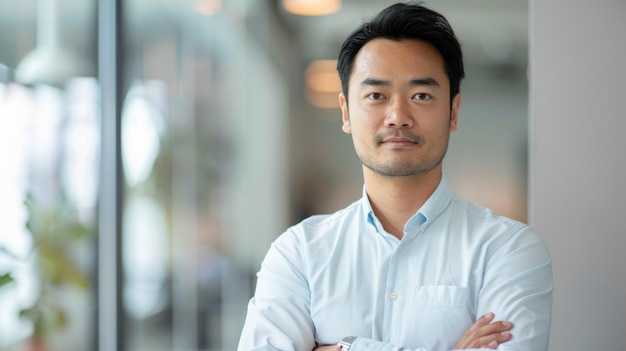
[{"xmin": 238, "ymin": 2, "xmax": 553, "ymax": 350}]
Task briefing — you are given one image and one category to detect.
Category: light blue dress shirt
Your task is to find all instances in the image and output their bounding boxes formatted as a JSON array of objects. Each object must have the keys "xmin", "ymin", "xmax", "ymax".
[{"xmin": 238, "ymin": 177, "xmax": 553, "ymax": 351}]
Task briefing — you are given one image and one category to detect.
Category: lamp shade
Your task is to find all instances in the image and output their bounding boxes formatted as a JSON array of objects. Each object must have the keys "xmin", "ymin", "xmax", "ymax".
[
  {"xmin": 16, "ymin": 46, "xmax": 92, "ymax": 87},
  {"xmin": 15, "ymin": 0, "xmax": 93, "ymax": 87},
  {"xmin": 283, "ymin": 0, "xmax": 341, "ymax": 16}
]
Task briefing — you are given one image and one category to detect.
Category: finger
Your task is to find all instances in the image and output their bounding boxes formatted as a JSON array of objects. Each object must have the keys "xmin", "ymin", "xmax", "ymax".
[
  {"xmin": 467, "ymin": 330, "xmax": 512, "ymax": 349},
  {"xmin": 455, "ymin": 317, "xmax": 513, "ymax": 349},
  {"xmin": 467, "ymin": 312, "xmax": 495, "ymax": 333},
  {"xmin": 480, "ymin": 312, "xmax": 496, "ymax": 325},
  {"xmin": 461, "ymin": 313, "xmax": 497, "ymax": 341},
  {"xmin": 456, "ymin": 313, "xmax": 496, "ymax": 349},
  {"xmin": 475, "ymin": 320, "xmax": 514, "ymax": 337}
]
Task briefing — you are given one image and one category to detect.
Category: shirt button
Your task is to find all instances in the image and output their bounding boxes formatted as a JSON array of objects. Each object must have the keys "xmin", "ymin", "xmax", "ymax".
[
  {"xmin": 421, "ymin": 224, "xmax": 427, "ymax": 231},
  {"xmin": 397, "ymin": 246, "xmax": 403, "ymax": 254},
  {"xmin": 390, "ymin": 292, "xmax": 398, "ymax": 301}
]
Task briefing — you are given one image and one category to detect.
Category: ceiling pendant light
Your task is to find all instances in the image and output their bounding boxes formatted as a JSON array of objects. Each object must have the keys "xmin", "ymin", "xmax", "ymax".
[
  {"xmin": 283, "ymin": 0, "xmax": 341, "ymax": 16},
  {"xmin": 15, "ymin": 0, "xmax": 93, "ymax": 87}
]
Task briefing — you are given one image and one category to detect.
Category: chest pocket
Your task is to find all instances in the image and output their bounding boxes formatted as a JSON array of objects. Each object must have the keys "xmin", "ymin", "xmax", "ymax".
[
  {"xmin": 414, "ymin": 285, "xmax": 471, "ymax": 306},
  {"xmin": 405, "ymin": 286, "xmax": 474, "ymax": 350}
]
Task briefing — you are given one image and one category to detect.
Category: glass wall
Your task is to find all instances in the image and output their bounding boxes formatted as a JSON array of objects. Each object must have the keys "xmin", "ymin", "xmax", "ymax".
[
  {"xmin": 0, "ymin": 0, "xmax": 98, "ymax": 349},
  {"xmin": 0, "ymin": 1, "xmax": 529, "ymax": 350},
  {"xmin": 120, "ymin": 1, "xmax": 289, "ymax": 350}
]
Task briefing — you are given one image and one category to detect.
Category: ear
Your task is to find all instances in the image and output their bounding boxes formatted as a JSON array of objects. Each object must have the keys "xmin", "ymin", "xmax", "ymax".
[
  {"xmin": 339, "ymin": 93, "xmax": 351, "ymax": 134},
  {"xmin": 450, "ymin": 93, "xmax": 461, "ymax": 133}
]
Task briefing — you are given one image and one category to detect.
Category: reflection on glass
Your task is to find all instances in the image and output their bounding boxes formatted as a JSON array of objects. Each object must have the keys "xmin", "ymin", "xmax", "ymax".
[
  {"xmin": 121, "ymin": 80, "xmax": 169, "ymax": 328},
  {"xmin": 123, "ymin": 196, "xmax": 168, "ymax": 320},
  {"xmin": 121, "ymin": 81, "xmax": 165, "ymax": 187},
  {"xmin": 0, "ymin": 80, "xmax": 97, "ymax": 350},
  {"xmin": 0, "ymin": 83, "xmax": 37, "ymax": 348},
  {"xmin": 62, "ymin": 78, "xmax": 100, "ymax": 223}
]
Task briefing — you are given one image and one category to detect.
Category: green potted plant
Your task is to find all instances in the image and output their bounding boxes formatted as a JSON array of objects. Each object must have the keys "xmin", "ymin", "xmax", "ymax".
[{"xmin": 0, "ymin": 194, "xmax": 93, "ymax": 350}]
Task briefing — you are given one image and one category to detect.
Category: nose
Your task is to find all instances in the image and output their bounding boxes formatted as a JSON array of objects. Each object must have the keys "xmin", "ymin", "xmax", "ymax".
[{"xmin": 384, "ymin": 98, "xmax": 414, "ymax": 128}]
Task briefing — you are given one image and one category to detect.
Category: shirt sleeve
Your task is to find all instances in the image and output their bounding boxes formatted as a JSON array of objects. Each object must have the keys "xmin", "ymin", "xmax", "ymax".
[
  {"xmin": 348, "ymin": 337, "xmax": 485, "ymax": 351},
  {"xmin": 349, "ymin": 337, "xmax": 427, "ymax": 350},
  {"xmin": 474, "ymin": 225, "xmax": 554, "ymax": 351},
  {"xmin": 344, "ymin": 337, "xmax": 548, "ymax": 351},
  {"xmin": 237, "ymin": 230, "xmax": 316, "ymax": 351}
]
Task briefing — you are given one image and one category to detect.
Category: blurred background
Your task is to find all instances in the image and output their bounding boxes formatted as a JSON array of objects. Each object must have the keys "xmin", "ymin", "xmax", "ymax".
[{"xmin": 0, "ymin": 0, "xmax": 530, "ymax": 350}]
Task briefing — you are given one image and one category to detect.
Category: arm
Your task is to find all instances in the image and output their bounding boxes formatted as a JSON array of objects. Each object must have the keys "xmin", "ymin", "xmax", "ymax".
[
  {"xmin": 238, "ymin": 232, "xmax": 512, "ymax": 351},
  {"xmin": 314, "ymin": 313, "xmax": 513, "ymax": 351},
  {"xmin": 475, "ymin": 226, "xmax": 553, "ymax": 350},
  {"xmin": 237, "ymin": 232, "xmax": 316, "ymax": 351}
]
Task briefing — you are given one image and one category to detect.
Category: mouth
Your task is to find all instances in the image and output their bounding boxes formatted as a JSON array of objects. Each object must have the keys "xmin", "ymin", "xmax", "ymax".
[
  {"xmin": 383, "ymin": 136, "xmax": 417, "ymax": 143},
  {"xmin": 378, "ymin": 133, "xmax": 422, "ymax": 147},
  {"xmin": 383, "ymin": 140, "xmax": 416, "ymax": 148}
]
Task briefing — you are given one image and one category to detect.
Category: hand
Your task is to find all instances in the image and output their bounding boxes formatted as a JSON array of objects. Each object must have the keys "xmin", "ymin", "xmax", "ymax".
[
  {"xmin": 312, "ymin": 345, "xmax": 339, "ymax": 351},
  {"xmin": 454, "ymin": 312, "xmax": 513, "ymax": 349}
]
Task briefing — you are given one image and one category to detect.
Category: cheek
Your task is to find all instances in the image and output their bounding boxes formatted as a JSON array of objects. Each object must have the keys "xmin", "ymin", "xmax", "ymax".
[
  {"xmin": 354, "ymin": 124, "xmax": 376, "ymax": 140},
  {"xmin": 353, "ymin": 115, "xmax": 378, "ymax": 131},
  {"xmin": 349, "ymin": 124, "xmax": 371, "ymax": 147},
  {"xmin": 432, "ymin": 121, "xmax": 453, "ymax": 143}
]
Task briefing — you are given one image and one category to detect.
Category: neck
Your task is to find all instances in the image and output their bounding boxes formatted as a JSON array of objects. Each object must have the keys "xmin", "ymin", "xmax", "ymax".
[{"xmin": 364, "ymin": 166, "xmax": 442, "ymax": 239}]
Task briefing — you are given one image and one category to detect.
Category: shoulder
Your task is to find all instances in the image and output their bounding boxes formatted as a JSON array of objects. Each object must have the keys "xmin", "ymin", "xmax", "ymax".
[
  {"xmin": 273, "ymin": 198, "xmax": 362, "ymax": 246},
  {"xmin": 264, "ymin": 199, "xmax": 363, "ymax": 272},
  {"xmin": 449, "ymin": 196, "xmax": 531, "ymax": 233},
  {"xmin": 291, "ymin": 198, "xmax": 361, "ymax": 234},
  {"xmin": 447, "ymin": 196, "xmax": 548, "ymax": 254}
]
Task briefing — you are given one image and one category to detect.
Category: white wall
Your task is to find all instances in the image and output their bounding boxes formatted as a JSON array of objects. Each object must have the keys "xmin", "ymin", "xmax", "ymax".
[{"xmin": 529, "ymin": 1, "xmax": 626, "ymax": 350}]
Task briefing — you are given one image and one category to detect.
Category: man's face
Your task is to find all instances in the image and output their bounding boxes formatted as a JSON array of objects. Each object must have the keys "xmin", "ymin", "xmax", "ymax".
[{"xmin": 339, "ymin": 38, "xmax": 461, "ymax": 178}]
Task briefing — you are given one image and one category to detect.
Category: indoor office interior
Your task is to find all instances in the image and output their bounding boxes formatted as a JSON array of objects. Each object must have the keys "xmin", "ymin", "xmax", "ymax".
[{"xmin": 0, "ymin": 0, "xmax": 534, "ymax": 350}]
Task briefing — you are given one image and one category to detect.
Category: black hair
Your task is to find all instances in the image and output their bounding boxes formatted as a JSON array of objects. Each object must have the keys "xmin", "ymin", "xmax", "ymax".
[{"xmin": 337, "ymin": 2, "xmax": 464, "ymax": 104}]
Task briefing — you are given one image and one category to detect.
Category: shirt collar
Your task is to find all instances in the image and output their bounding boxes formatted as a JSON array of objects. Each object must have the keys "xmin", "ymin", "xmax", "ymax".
[{"xmin": 361, "ymin": 174, "xmax": 454, "ymax": 236}]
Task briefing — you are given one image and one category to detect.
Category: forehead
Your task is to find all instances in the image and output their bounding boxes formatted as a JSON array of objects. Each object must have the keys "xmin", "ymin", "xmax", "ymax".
[{"xmin": 350, "ymin": 38, "xmax": 449, "ymax": 88}]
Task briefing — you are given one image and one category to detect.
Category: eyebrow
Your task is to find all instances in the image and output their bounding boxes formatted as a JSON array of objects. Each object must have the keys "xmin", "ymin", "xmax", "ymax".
[
  {"xmin": 359, "ymin": 77, "xmax": 441, "ymax": 88},
  {"xmin": 409, "ymin": 77, "xmax": 440, "ymax": 87}
]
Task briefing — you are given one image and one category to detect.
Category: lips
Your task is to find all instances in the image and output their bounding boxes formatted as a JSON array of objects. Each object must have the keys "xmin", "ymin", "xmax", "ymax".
[
  {"xmin": 382, "ymin": 136, "xmax": 417, "ymax": 143},
  {"xmin": 375, "ymin": 131, "xmax": 424, "ymax": 146},
  {"xmin": 378, "ymin": 131, "xmax": 423, "ymax": 146}
]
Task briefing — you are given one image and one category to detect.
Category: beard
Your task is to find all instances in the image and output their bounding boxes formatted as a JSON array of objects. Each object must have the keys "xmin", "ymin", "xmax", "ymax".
[{"xmin": 358, "ymin": 130, "xmax": 450, "ymax": 177}]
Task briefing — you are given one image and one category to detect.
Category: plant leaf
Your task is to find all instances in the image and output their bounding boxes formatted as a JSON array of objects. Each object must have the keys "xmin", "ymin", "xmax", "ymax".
[
  {"xmin": 0, "ymin": 272, "xmax": 14, "ymax": 288},
  {"xmin": 39, "ymin": 250, "xmax": 89, "ymax": 288}
]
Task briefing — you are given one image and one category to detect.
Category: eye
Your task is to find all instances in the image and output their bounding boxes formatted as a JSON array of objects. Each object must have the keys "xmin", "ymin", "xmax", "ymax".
[
  {"xmin": 366, "ymin": 92, "xmax": 385, "ymax": 100},
  {"xmin": 413, "ymin": 93, "xmax": 431, "ymax": 101}
]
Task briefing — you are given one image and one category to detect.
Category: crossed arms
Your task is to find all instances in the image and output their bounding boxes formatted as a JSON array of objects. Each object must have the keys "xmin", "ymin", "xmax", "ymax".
[{"xmin": 237, "ymin": 222, "xmax": 553, "ymax": 351}]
